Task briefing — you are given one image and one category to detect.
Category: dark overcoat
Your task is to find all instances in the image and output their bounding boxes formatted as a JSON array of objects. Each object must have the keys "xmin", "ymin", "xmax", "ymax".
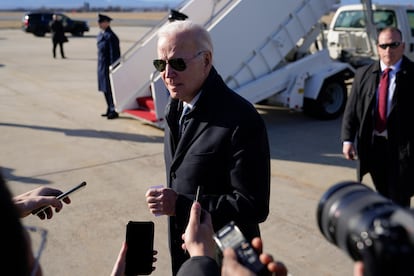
[
  {"xmin": 97, "ymin": 27, "xmax": 120, "ymax": 93},
  {"xmin": 341, "ymin": 56, "xmax": 414, "ymax": 195},
  {"xmin": 50, "ymin": 20, "xmax": 66, "ymax": 43},
  {"xmin": 164, "ymin": 67, "xmax": 270, "ymax": 271}
]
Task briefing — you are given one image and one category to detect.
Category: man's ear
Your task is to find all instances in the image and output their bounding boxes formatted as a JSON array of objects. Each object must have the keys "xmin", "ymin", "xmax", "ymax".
[{"xmin": 204, "ymin": 51, "xmax": 212, "ymax": 67}]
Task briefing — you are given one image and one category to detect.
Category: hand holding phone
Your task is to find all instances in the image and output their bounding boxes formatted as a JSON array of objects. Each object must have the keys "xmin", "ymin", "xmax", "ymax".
[
  {"xmin": 32, "ymin": 181, "xmax": 86, "ymax": 216},
  {"xmin": 214, "ymin": 221, "xmax": 265, "ymax": 274},
  {"xmin": 125, "ymin": 221, "xmax": 154, "ymax": 275}
]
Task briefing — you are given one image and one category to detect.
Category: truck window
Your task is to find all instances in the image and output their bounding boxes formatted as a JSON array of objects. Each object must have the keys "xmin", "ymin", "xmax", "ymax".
[
  {"xmin": 407, "ymin": 10, "xmax": 414, "ymax": 37},
  {"xmin": 334, "ymin": 11, "xmax": 365, "ymax": 28},
  {"xmin": 334, "ymin": 10, "xmax": 396, "ymax": 30},
  {"xmin": 373, "ymin": 10, "xmax": 396, "ymax": 29}
]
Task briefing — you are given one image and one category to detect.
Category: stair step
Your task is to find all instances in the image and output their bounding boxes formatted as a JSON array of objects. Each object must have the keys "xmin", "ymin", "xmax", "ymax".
[
  {"xmin": 124, "ymin": 109, "xmax": 158, "ymax": 122},
  {"xmin": 136, "ymin": 96, "xmax": 155, "ymax": 111}
]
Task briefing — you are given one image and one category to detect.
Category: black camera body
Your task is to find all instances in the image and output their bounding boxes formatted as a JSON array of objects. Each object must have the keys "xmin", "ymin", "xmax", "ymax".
[{"xmin": 317, "ymin": 181, "xmax": 414, "ymax": 276}]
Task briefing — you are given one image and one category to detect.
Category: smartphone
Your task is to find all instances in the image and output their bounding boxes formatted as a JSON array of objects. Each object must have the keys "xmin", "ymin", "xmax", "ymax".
[
  {"xmin": 213, "ymin": 221, "xmax": 265, "ymax": 274},
  {"xmin": 33, "ymin": 181, "xmax": 87, "ymax": 215},
  {"xmin": 125, "ymin": 221, "xmax": 154, "ymax": 276}
]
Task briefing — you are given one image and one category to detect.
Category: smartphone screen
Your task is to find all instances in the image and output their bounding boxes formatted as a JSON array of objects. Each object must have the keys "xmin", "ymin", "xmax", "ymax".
[{"xmin": 125, "ymin": 221, "xmax": 154, "ymax": 275}]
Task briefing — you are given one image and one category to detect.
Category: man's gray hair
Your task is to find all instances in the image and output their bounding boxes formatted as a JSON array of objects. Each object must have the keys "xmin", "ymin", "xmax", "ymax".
[{"xmin": 157, "ymin": 20, "xmax": 214, "ymax": 54}]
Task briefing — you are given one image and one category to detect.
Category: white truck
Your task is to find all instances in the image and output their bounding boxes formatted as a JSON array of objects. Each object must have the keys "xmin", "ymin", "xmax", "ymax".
[
  {"xmin": 109, "ymin": 0, "xmax": 413, "ymax": 128},
  {"xmin": 326, "ymin": 3, "xmax": 414, "ymax": 67}
]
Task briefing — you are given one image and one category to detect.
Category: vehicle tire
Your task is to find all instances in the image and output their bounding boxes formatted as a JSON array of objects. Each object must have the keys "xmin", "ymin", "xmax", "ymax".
[
  {"xmin": 34, "ymin": 31, "xmax": 46, "ymax": 37},
  {"xmin": 71, "ymin": 31, "xmax": 84, "ymax": 37},
  {"xmin": 304, "ymin": 79, "xmax": 347, "ymax": 120}
]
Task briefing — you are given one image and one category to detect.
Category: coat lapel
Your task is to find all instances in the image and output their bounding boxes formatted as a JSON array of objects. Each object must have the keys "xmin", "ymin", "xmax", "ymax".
[
  {"xmin": 362, "ymin": 64, "xmax": 380, "ymax": 125},
  {"xmin": 389, "ymin": 57, "xmax": 409, "ymax": 116},
  {"xmin": 171, "ymin": 117, "xmax": 209, "ymax": 167}
]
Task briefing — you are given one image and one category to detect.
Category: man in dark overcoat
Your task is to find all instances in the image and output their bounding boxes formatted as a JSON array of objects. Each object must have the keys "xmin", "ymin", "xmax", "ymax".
[
  {"xmin": 50, "ymin": 14, "xmax": 67, "ymax": 59},
  {"xmin": 145, "ymin": 21, "xmax": 270, "ymax": 275},
  {"xmin": 342, "ymin": 27, "xmax": 414, "ymax": 206}
]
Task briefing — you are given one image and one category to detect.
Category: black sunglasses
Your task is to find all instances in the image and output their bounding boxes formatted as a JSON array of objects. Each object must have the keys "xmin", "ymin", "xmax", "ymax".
[
  {"xmin": 153, "ymin": 51, "xmax": 205, "ymax": 72},
  {"xmin": 378, "ymin": 41, "xmax": 402, "ymax": 49}
]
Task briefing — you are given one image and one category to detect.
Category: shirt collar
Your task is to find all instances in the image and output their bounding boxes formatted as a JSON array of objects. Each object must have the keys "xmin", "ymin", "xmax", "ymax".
[
  {"xmin": 380, "ymin": 58, "xmax": 402, "ymax": 72},
  {"xmin": 183, "ymin": 91, "xmax": 202, "ymax": 110}
]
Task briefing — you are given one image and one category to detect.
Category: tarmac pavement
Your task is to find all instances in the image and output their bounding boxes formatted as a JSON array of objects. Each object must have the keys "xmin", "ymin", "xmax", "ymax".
[{"xmin": 0, "ymin": 25, "xmax": 372, "ymax": 275}]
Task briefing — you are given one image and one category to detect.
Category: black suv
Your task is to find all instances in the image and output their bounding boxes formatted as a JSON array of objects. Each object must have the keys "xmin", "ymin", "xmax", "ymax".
[{"xmin": 22, "ymin": 12, "xmax": 89, "ymax": 37}]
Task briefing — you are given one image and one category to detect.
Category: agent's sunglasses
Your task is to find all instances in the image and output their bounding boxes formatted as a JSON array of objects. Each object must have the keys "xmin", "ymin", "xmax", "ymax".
[
  {"xmin": 153, "ymin": 51, "xmax": 205, "ymax": 72},
  {"xmin": 378, "ymin": 41, "xmax": 401, "ymax": 49}
]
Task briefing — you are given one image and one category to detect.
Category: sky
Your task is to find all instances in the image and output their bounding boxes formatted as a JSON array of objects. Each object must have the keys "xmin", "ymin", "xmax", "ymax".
[
  {"xmin": 0, "ymin": 0, "xmax": 182, "ymax": 10},
  {"xmin": 342, "ymin": 0, "xmax": 414, "ymax": 4},
  {"xmin": 1, "ymin": 0, "xmax": 413, "ymax": 10}
]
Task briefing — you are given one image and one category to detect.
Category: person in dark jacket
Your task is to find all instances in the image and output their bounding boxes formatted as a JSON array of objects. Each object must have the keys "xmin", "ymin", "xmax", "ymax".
[
  {"xmin": 50, "ymin": 14, "xmax": 67, "ymax": 59},
  {"xmin": 341, "ymin": 27, "xmax": 414, "ymax": 206},
  {"xmin": 145, "ymin": 20, "xmax": 270, "ymax": 275},
  {"xmin": 97, "ymin": 13, "xmax": 120, "ymax": 119}
]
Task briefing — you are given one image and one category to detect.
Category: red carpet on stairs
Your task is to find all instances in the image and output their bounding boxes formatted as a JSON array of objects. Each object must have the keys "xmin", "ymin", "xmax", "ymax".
[{"xmin": 124, "ymin": 96, "xmax": 158, "ymax": 122}]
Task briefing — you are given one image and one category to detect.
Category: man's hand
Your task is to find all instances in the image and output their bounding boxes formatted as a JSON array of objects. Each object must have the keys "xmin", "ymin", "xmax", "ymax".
[
  {"xmin": 343, "ymin": 142, "xmax": 357, "ymax": 160},
  {"xmin": 222, "ymin": 237, "xmax": 288, "ymax": 276},
  {"xmin": 181, "ymin": 201, "xmax": 215, "ymax": 258},
  {"xmin": 110, "ymin": 242, "xmax": 158, "ymax": 276},
  {"xmin": 145, "ymin": 187, "xmax": 177, "ymax": 216},
  {"xmin": 13, "ymin": 186, "xmax": 71, "ymax": 219},
  {"xmin": 353, "ymin": 261, "xmax": 364, "ymax": 276}
]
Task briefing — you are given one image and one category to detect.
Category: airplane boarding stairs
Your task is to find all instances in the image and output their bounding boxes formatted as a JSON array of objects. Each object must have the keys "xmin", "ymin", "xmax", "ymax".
[{"xmin": 110, "ymin": 0, "xmax": 341, "ymax": 128}]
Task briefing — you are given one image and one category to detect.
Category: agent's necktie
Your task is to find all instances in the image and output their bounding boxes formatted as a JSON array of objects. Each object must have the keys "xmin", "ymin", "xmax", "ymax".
[{"xmin": 375, "ymin": 68, "xmax": 391, "ymax": 132}]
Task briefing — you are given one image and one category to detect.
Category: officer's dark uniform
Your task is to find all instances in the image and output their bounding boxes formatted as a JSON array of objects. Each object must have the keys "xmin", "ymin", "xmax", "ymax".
[{"xmin": 97, "ymin": 14, "xmax": 120, "ymax": 119}]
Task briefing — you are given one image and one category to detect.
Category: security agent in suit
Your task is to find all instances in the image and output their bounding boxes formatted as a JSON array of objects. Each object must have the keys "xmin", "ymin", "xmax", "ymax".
[
  {"xmin": 97, "ymin": 13, "xmax": 120, "ymax": 119},
  {"xmin": 50, "ymin": 14, "xmax": 67, "ymax": 59},
  {"xmin": 341, "ymin": 27, "xmax": 414, "ymax": 207},
  {"xmin": 145, "ymin": 21, "xmax": 270, "ymax": 275}
]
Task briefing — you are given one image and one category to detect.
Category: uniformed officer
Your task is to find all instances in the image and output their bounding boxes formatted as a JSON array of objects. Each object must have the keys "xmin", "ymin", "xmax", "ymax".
[{"xmin": 97, "ymin": 13, "xmax": 120, "ymax": 119}]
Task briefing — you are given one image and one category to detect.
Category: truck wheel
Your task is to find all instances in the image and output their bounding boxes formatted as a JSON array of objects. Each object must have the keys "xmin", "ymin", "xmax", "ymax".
[
  {"xmin": 34, "ymin": 31, "xmax": 46, "ymax": 37},
  {"xmin": 304, "ymin": 79, "xmax": 347, "ymax": 120}
]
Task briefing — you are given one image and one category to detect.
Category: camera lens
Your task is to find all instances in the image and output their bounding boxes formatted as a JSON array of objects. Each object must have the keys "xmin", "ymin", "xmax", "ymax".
[{"xmin": 316, "ymin": 181, "xmax": 396, "ymax": 260}]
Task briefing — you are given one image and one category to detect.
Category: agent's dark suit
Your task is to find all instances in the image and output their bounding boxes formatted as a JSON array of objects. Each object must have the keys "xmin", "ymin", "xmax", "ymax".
[
  {"xmin": 50, "ymin": 18, "xmax": 66, "ymax": 58},
  {"xmin": 97, "ymin": 26, "xmax": 120, "ymax": 115},
  {"xmin": 341, "ymin": 56, "xmax": 414, "ymax": 206},
  {"xmin": 164, "ymin": 67, "xmax": 270, "ymax": 274}
]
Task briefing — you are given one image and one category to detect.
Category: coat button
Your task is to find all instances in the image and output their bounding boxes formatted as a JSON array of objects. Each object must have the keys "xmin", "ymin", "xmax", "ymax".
[{"xmin": 170, "ymin": 172, "xmax": 176, "ymax": 179}]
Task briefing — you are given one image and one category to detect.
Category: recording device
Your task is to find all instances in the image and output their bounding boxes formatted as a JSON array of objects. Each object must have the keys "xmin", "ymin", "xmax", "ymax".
[
  {"xmin": 125, "ymin": 221, "xmax": 154, "ymax": 275},
  {"xmin": 214, "ymin": 221, "xmax": 265, "ymax": 274},
  {"xmin": 33, "ymin": 181, "xmax": 87, "ymax": 215},
  {"xmin": 317, "ymin": 181, "xmax": 414, "ymax": 276}
]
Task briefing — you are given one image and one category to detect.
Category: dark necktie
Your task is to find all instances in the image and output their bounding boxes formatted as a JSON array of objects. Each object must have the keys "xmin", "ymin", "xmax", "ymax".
[
  {"xmin": 375, "ymin": 68, "xmax": 391, "ymax": 132},
  {"xmin": 178, "ymin": 106, "xmax": 190, "ymax": 139}
]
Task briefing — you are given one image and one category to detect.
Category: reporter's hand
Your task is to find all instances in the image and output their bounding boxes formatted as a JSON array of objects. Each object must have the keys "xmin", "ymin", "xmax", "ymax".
[
  {"xmin": 110, "ymin": 242, "xmax": 158, "ymax": 276},
  {"xmin": 181, "ymin": 201, "xmax": 215, "ymax": 258},
  {"xmin": 111, "ymin": 242, "xmax": 127, "ymax": 276},
  {"xmin": 252, "ymin": 238, "xmax": 288, "ymax": 275},
  {"xmin": 13, "ymin": 186, "xmax": 71, "ymax": 219},
  {"xmin": 353, "ymin": 261, "xmax": 364, "ymax": 276},
  {"xmin": 222, "ymin": 247, "xmax": 256, "ymax": 276},
  {"xmin": 222, "ymin": 237, "xmax": 288, "ymax": 276}
]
